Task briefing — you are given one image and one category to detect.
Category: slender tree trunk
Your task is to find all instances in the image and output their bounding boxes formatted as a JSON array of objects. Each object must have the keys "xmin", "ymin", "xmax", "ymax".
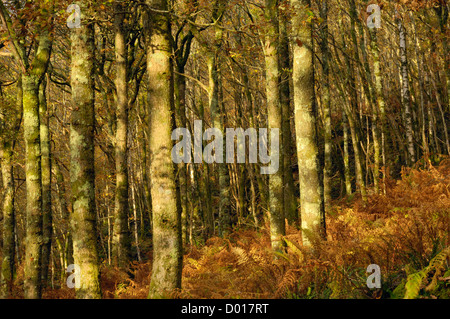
[
  {"xmin": 39, "ymin": 78, "xmax": 52, "ymax": 287},
  {"xmin": 18, "ymin": 31, "xmax": 53, "ymax": 298},
  {"xmin": 279, "ymin": 2, "xmax": 297, "ymax": 224},
  {"xmin": 397, "ymin": 12, "xmax": 416, "ymax": 164},
  {"xmin": 265, "ymin": 0, "xmax": 285, "ymax": 252},
  {"xmin": 0, "ymin": 140, "xmax": 15, "ymax": 298},
  {"xmin": 70, "ymin": 7, "xmax": 102, "ymax": 298},
  {"xmin": 291, "ymin": 0, "xmax": 326, "ymax": 246},
  {"xmin": 146, "ymin": 0, "xmax": 182, "ymax": 298},
  {"xmin": 208, "ymin": 0, "xmax": 228, "ymax": 236},
  {"xmin": 342, "ymin": 111, "xmax": 352, "ymax": 196},
  {"xmin": 113, "ymin": 1, "xmax": 131, "ymax": 270},
  {"xmin": 174, "ymin": 69, "xmax": 190, "ymax": 244},
  {"xmin": 218, "ymin": 72, "xmax": 230, "ymax": 235},
  {"xmin": 0, "ymin": 77, "xmax": 21, "ymax": 299},
  {"xmin": 53, "ymin": 159, "xmax": 73, "ymax": 274},
  {"xmin": 370, "ymin": 27, "xmax": 386, "ymax": 194},
  {"xmin": 319, "ymin": 0, "xmax": 333, "ymax": 211}
]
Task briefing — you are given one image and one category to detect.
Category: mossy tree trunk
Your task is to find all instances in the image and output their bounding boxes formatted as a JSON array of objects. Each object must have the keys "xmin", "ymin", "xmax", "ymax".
[
  {"xmin": 208, "ymin": 0, "xmax": 228, "ymax": 237},
  {"xmin": 264, "ymin": 0, "xmax": 285, "ymax": 252},
  {"xmin": 53, "ymin": 158, "xmax": 73, "ymax": 283},
  {"xmin": 0, "ymin": 140, "xmax": 15, "ymax": 299},
  {"xmin": 0, "ymin": 1, "xmax": 53, "ymax": 298},
  {"xmin": 39, "ymin": 77, "xmax": 52, "ymax": 288},
  {"xmin": 397, "ymin": 11, "xmax": 416, "ymax": 164},
  {"xmin": 22, "ymin": 33, "xmax": 52, "ymax": 299},
  {"xmin": 369, "ymin": 27, "xmax": 386, "ymax": 194},
  {"xmin": 70, "ymin": 2, "xmax": 102, "ymax": 298},
  {"xmin": 113, "ymin": 0, "xmax": 131, "ymax": 270},
  {"xmin": 291, "ymin": 0, "xmax": 326, "ymax": 246},
  {"xmin": 279, "ymin": 1, "xmax": 297, "ymax": 225},
  {"xmin": 145, "ymin": 0, "xmax": 182, "ymax": 299},
  {"xmin": 0, "ymin": 78, "xmax": 21, "ymax": 299},
  {"xmin": 319, "ymin": 0, "xmax": 332, "ymax": 212}
]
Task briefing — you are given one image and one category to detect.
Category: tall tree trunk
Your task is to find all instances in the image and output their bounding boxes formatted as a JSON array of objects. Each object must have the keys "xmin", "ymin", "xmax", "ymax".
[
  {"xmin": 319, "ymin": 0, "xmax": 332, "ymax": 211},
  {"xmin": 291, "ymin": 0, "xmax": 325, "ymax": 246},
  {"xmin": 70, "ymin": 5, "xmax": 102, "ymax": 298},
  {"xmin": 113, "ymin": 1, "xmax": 131, "ymax": 270},
  {"xmin": 53, "ymin": 158, "xmax": 73, "ymax": 279},
  {"xmin": 264, "ymin": 0, "xmax": 285, "ymax": 252},
  {"xmin": 174, "ymin": 69, "xmax": 189, "ymax": 244},
  {"xmin": 146, "ymin": 0, "xmax": 182, "ymax": 298},
  {"xmin": 342, "ymin": 111, "xmax": 352, "ymax": 196},
  {"xmin": 0, "ymin": 77, "xmax": 21, "ymax": 299},
  {"xmin": 174, "ymin": 25, "xmax": 194, "ymax": 244},
  {"xmin": 0, "ymin": 140, "xmax": 15, "ymax": 298},
  {"xmin": 39, "ymin": 77, "xmax": 52, "ymax": 287},
  {"xmin": 22, "ymin": 30, "xmax": 52, "ymax": 298},
  {"xmin": 279, "ymin": 1, "xmax": 297, "ymax": 224},
  {"xmin": 370, "ymin": 27, "xmax": 386, "ymax": 194},
  {"xmin": 208, "ymin": 0, "xmax": 228, "ymax": 237},
  {"xmin": 397, "ymin": 11, "xmax": 416, "ymax": 164}
]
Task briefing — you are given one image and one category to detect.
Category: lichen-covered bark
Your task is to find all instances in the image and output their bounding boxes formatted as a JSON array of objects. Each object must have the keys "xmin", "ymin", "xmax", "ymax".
[
  {"xmin": 113, "ymin": 1, "xmax": 131, "ymax": 270},
  {"xmin": 397, "ymin": 14, "xmax": 416, "ymax": 164},
  {"xmin": 0, "ymin": 140, "xmax": 15, "ymax": 299},
  {"xmin": 174, "ymin": 70, "xmax": 189, "ymax": 243},
  {"xmin": 369, "ymin": 28, "xmax": 384, "ymax": 194},
  {"xmin": 22, "ymin": 73, "xmax": 44, "ymax": 299},
  {"xmin": 319, "ymin": 0, "xmax": 332, "ymax": 212},
  {"xmin": 39, "ymin": 79, "xmax": 52, "ymax": 287},
  {"xmin": 265, "ymin": 0, "xmax": 285, "ymax": 252},
  {"xmin": 70, "ymin": 6, "xmax": 102, "ymax": 298},
  {"xmin": 146, "ymin": 0, "xmax": 182, "ymax": 299},
  {"xmin": 0, "ymin": 78, "xmax": 21, "ymax": 299},
  {"xmin": 279, "ymin": 4, "xmax": 297, "ymax": 225},
  {"xmin": 207, "ymin": 0, "xmax": 228, "ymax": 237},
  {"xmin": 291, "ymin": 0, "xmax": 325, "ymax": 246},
  {"xmin": 342, "ymin": 111, "xmax": 352, "ymax": 196},
  {"xmin": 53, "ymin": 158, "xmax": 73, "ymax": 283},
  {"xmin": 10, "ymin": 17, "xmax": 52, "ymax": 298}
]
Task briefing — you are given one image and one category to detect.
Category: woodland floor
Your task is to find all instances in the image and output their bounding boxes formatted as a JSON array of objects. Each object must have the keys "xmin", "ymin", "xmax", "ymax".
[{"xmin": 8, "ymin": 159, "xmax": 450, "ymax": 299}]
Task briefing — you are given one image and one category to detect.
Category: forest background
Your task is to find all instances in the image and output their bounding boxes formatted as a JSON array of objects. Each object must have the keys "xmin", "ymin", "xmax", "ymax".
[{"xmin": 0, "ymin": 0, "xmax": 449, "ymax": 299}]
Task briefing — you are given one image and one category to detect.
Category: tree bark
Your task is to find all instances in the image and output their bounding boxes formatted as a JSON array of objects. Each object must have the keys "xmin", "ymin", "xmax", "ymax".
[
  {"xmin": 146, "ymin": 0, "xmax": 182, "ymax": 299},
  {"xmin": 22, "ymin": 30, "xmax": 52, "ymax": 297},
  {"xmin": 265, "ymin": 0, "xmax": 285, "ymax": 252},
  {"xmin": 397, "ymin": 11, "xmax": 416, "ymax": 164},
  {"xmin": 279, "ymin": 1, "xmax": 297, "ymax": 224},
  {"xmin": 291, "ymin": 0, "xmax": 325, "ymax": 246},
  {"xmin": 70, "ymin": 4, "xmax": 102, "ymax": 298},
  {"xmin": 39, "ymin": 77, "xmax": 52, "ymax": 287},
  {"xmin": 113, "ymin": 1, "xmax": 131, "ymax": 270},
  {"xmin": 319, "ymin": 0, "xmax": 332, "ymax": 211}
]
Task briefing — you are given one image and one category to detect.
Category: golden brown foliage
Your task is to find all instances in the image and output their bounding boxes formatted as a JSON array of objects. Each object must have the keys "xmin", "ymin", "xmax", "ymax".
[{"xmin": 7, "ymin": 161, "xmax": 449, "ymax": 299}]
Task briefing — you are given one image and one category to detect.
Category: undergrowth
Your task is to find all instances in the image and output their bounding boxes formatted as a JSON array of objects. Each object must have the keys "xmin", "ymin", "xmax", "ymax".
[{"xmin": 10, "ymin": 159, "xmax": 450, "ymax": 299}]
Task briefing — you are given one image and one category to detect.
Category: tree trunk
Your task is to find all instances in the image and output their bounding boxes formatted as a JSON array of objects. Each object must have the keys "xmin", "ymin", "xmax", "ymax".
[
  {"xmin": 146, "ymin": 0, "xmax": 182, "ymax": 298},
  {"xmin": 342, "ymin": 111, "xmax": 352, "ymax": 196},
  {"xmin": 319, "ymin": 0, "xmax": 332, "ymax": 211},
  {"xmin": 397, "ymin": 12, "xmax": 416, "ymax": 164},
  {"xmin": 279, "ymin": 2, "xmax": 297, "ymax": 224},
  {"xmin": 70, "ymin": 7, "xmax": 102, "ymax": 298},
  {"xmin": 291, "ymin": 0, "xmax": 325, "ymax": 246},
  {"xmin": 264, "ymin": 0, "xmax": 285, "ymax": 252},
  {"xmin": 113, "ymin": 1, "xmax": 131, "ymax": 270},
  {"xmin": 0, "ymin": 140, "xmax": 15, "ymax": 298},
  {"xmin": 370, "ymin": 27, "xmax": 386, "ymax": 194},
  {"xmin": 0, "ymin": 77, "xmax": 21, "ymax": 299},
  {"xmin": 39, "ymin": 78, "xmax": 52, "ymax": 287}
]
